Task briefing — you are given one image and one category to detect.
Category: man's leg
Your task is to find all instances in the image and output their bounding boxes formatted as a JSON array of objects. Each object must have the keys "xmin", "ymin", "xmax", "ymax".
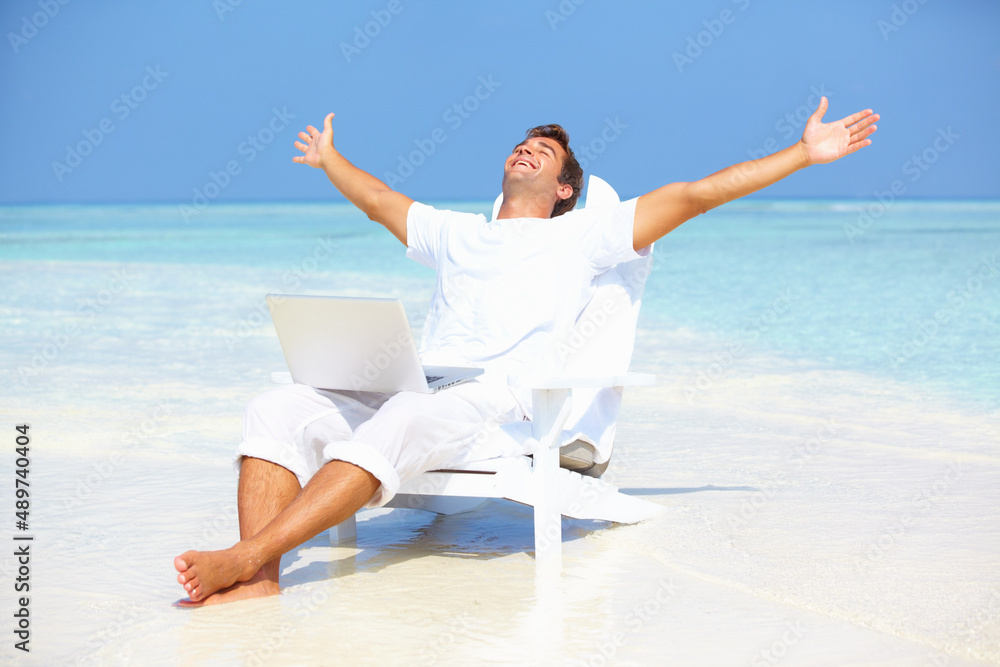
[
  {"xmin": 324, "ymin": 381, "xmax": 526, "ymax": 507},
  {"xmin": 175, "ymin": 458, "xmax": 378, "ymax": 604},
  {"xmin": 174, "ymin": 456, "xmax": 299, "ymax": 606},
  {"xmin": 174, "ymin": 384, "xmax": 385, "ymax": 605},
  {"xmin": 174, "ymin": 382, "xmax": 521, "ymax": 604}
]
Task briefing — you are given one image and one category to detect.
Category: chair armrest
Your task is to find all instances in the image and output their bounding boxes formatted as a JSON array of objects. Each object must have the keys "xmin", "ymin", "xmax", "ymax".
[
  {"xmin": 506, "ymin": 372, "xmax": 655, "ymax": 390},
  {"xmin": 272, "ymin": 371, "xmax": 656, "ymax": 389}
]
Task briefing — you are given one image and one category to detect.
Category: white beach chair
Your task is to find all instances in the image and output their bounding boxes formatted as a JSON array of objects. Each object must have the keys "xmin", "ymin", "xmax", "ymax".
[{"xmin": 330, "ymin": 175, "xmax": 663, "ymax": 575}]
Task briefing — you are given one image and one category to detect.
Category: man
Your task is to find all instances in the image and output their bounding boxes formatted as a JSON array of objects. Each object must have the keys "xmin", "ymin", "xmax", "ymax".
[{"xmin": 174, "ymin": 97, "xmax": 877, "ymax": 605}]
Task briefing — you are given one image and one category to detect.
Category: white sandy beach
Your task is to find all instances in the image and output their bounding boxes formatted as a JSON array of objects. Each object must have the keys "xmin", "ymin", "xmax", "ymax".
[{"xmin": 2, "ymin": 253, "xmax": 997, "ymax": 666}]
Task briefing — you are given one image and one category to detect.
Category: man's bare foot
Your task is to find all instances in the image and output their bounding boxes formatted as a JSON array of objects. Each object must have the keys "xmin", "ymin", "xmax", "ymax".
[
  {"xmin": 173, "ymin": 572, "xmax": 279, "ymax": 607},
  {"xmin": 174, "ymin": 546, "xmax": 262, "ymax": 604}
]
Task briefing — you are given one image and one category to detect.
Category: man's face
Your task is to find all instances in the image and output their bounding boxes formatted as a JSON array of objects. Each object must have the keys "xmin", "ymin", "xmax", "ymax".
[{"xmin": 504, "ymin": 136, "xmax": 566, "ymax": 188}]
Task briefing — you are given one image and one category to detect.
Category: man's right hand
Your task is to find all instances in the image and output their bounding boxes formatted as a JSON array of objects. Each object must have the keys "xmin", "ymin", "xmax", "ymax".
[
  {"xmin": 291, "ymin": 112, "xmax": 413, "ymax": 246},
  {"xmin": 293, "ymin": 112, "xmax": 337, "ymax": 169}
]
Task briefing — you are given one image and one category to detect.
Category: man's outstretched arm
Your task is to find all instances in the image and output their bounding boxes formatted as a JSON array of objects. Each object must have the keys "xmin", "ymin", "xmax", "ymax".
[
  {"xmin": 632, "ymin": 97, "xmax": 879, "ymax": 250},
  {"xmin": 294, "ymin": 113, "xmax": 413, "ymax": 245}
]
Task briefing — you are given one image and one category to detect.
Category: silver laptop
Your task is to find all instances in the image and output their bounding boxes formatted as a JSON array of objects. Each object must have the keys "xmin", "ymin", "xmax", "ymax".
[{"xmin": 265, "ymin": 294, "xmax": 483, "ymax": 393}]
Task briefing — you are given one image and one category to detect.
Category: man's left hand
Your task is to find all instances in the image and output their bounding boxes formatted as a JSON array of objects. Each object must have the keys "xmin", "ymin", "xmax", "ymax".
[{"xmin": 801, "ymin": 96, "xmax": 879, "ymax": 165}]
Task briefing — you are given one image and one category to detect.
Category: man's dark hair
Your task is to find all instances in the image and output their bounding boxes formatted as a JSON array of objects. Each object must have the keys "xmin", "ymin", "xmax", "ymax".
[{"xmin": 521, "ymin": 124, "xmax": 583, "ymax": 217}]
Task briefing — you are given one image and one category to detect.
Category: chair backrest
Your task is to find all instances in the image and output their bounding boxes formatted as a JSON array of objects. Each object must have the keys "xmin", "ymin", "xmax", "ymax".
[
  {"xmin": 558, "ymin": 176, "xmax": 653, "ymax": 464},
  {"xmin": 491, "ymin": 176, "xmax": 653, "ymax": 464}
]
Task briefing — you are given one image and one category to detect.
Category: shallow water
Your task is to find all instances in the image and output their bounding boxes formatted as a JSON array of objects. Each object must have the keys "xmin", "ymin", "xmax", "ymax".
[{"xmin": 1, "ymin": 202, "xmax": 997, "ymax": 665}]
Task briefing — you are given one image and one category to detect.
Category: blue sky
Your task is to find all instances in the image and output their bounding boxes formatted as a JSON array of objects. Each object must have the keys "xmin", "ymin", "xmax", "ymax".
[{"xmin": 1, "ymin": 0, "xmax": 998, "ymax": 205}]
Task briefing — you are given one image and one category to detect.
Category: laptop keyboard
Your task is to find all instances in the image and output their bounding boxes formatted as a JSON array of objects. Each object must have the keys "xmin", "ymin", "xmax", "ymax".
[{"xmin": 425, "ymin": 375, "xmax": 444, "ymax": 383}]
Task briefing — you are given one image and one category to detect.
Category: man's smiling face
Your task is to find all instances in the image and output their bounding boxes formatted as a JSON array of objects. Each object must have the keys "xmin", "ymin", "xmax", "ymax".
[
  {"xmin": 504, "ymin": 136, "xmax": 566, "ymax": 182},
  {"xmin": 500, "ymin": 124, "xmax": 582, "ymax": 218},
  {"xmin": 501, "ymin": 136, "xmax": 574, "ymax": 215}
]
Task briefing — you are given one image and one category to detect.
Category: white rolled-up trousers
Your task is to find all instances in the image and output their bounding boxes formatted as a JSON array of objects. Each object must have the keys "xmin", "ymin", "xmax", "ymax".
[{"xmin": 235, "ymin": 380, "xmax": 526, "ymax": 508}]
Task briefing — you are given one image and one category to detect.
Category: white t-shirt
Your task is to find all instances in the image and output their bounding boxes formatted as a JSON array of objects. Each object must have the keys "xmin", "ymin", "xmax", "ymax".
[{"xmin": 406, "ymin": 198, "xmax": 647, "ymax": 380}]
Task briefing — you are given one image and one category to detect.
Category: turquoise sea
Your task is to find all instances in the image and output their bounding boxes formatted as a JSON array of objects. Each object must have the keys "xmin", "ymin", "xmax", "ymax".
[{"xmin": 2, "ymin": 199, "xmax": 998, "ymax": 409}]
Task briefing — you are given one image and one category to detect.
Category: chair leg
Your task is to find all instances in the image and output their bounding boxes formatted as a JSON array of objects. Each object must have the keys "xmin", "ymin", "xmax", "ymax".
[
  {"xmin": 531, "ymin": 387, "xmax": 571, "ymax": 577},
  {"xmin": 533, "ymin": 436, "xmax": 562, "ymax": 576},
  {"xmin": 329, "ymin": 513, "xmax": 357, "ymax": 546}
]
